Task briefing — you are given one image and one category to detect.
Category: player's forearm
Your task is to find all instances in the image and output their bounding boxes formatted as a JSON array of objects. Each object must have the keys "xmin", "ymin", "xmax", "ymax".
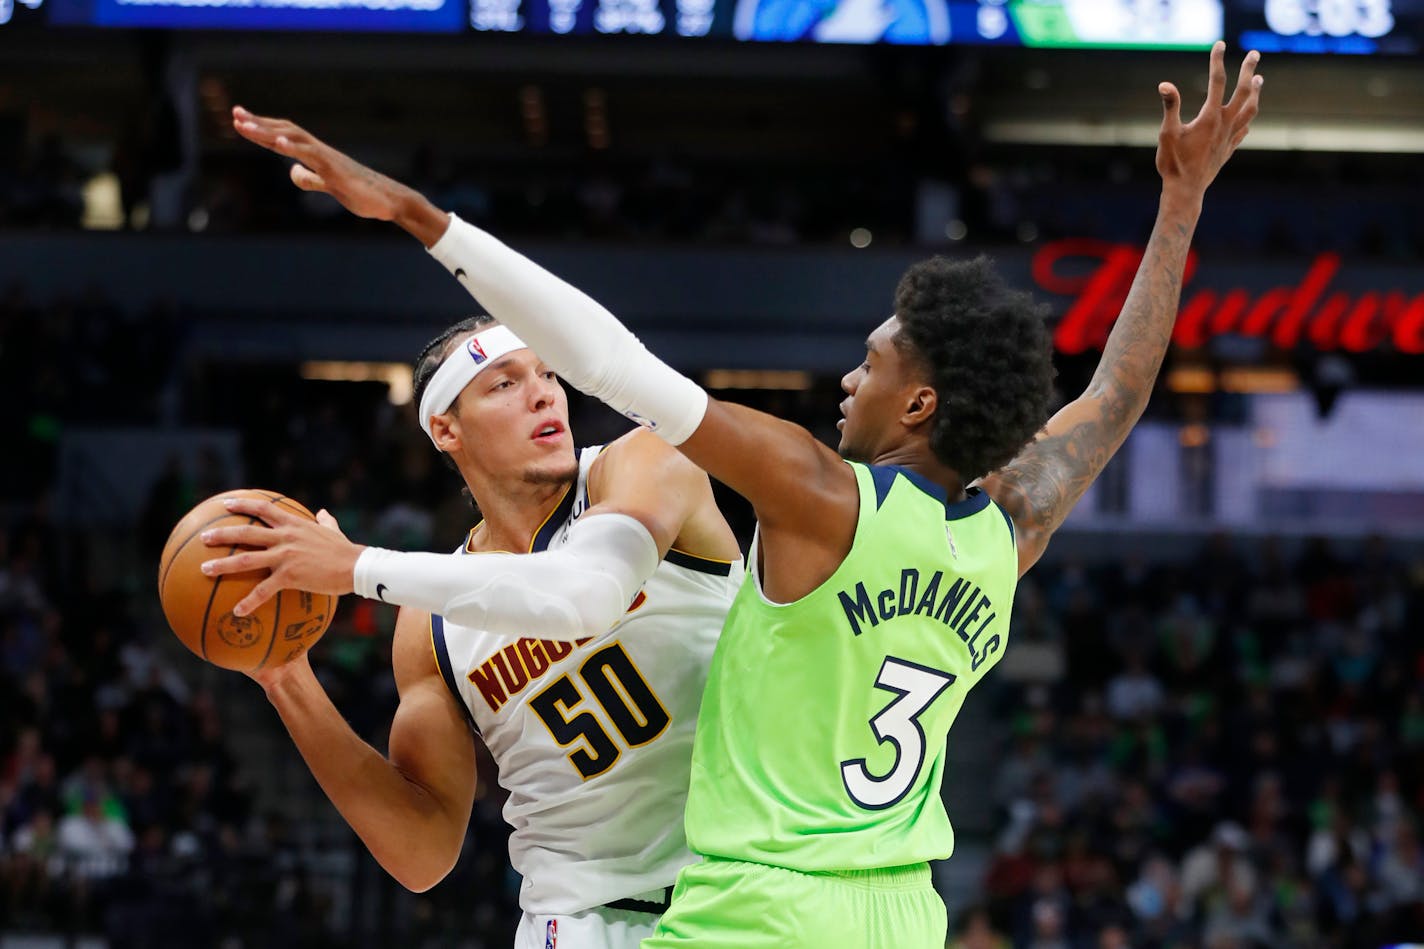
[
  {"xmin": 351, "ymin": 514, "xmax": 660, "ymax": 641},
  {"xmin": 1083, "ymin": 188, "xmax": 1202, "ymax": 425},
  {"xmin": 979, "ymin": 189, "xmax": 1203, "ymax": 569},
  {"xmin": 259, "ymin": 663, "xmax": 461, "ymax": 891},
  {"xmin": 419, "ymin": 214, "xmax": 708, "ymax": 444}
]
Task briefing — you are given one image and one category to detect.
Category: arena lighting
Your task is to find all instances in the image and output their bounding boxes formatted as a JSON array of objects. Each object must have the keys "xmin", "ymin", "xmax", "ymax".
[
  {"xmin": 1178, "ymin": 424, "xmax": 1210, "ymax": 448},
  {"xmin": 1166, "ymin": 367, "xmax": 1299, "ymax": 395},
  {"xmin": 301, "ymin": 361, "xmax": 414, "ymax": 405},
  {"xmin": 703, "ymin": 370, "xmax": 813, "ymax": 391},
  {"xmin": 1034, "ymin": 241, "xmax": 1424, "ymax": 354},
  {"xmin": 80, "ymin": 173, "xmax": 124, "ymax": 230},
  {"xmin": 983, "ymin": 118, "xmax": 1424, "ymax": 155}
]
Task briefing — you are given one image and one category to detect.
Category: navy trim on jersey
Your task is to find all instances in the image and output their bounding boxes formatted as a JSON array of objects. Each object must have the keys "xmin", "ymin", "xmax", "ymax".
[
  {"xmin": 868, "ymin": 465, "xmax": 898, "ymax": 510},
  {"xmin": 996, "ymin": 501, "xmax": 1016, "ymax": 543},
  {"xmin": 944, "ymin": 487, "xmax": 991, "ymax": 521},
  {"xmin": 431, "ymin": 614, "xmax": 480, "ymax": 736},
  {"xmin": 531, "ymin": 484, "xmax": 580, "ymax": 553},
  {"xmin": 868, "ymin": 464, "xmax": 991, "ymax": 521},
  {"xmin": 664, "ymin": 548, "xmax": 735, "ymax": 576},
  {"xmin": 892, "ymin": 464, "xmax": 946, "ymax": 503}
]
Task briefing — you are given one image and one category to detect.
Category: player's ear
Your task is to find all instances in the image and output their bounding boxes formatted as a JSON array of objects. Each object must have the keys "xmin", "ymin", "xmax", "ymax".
[
  {"xmin": 903, "ymin": 384, "xmax": 937, "ymax": 428},
  {"xmin": 430, "ymin": 411, "xmax": 462, "ymax": 453}
]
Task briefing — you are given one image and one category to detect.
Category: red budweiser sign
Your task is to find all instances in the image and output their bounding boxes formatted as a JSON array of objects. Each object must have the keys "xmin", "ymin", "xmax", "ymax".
[{"xmin": 1033, "ymin": 239, "xmax": 1424, "ymax": 355}]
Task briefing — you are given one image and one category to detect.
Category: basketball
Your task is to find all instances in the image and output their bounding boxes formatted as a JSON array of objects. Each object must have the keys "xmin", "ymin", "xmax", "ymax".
[{"xmin": 157, "ymin": 489, "xmax": 336, "ymax": 673}]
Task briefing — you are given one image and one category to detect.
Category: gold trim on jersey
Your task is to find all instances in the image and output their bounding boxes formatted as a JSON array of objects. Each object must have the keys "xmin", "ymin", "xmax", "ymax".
[
  {"xmin": 461, "ymin": 481, "xmax": 575, "ymax": 555},
  {"xmin": 667, "ymin": 546, "xmax": 735, "ymax": 565}
]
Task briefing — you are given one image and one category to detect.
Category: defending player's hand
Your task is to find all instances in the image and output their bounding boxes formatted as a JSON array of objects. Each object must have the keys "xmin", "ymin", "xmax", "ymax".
[
  {"xmin": 199, "ymin": 497, "xmax": 363, "ymax": 617},
  {"xmin": 231, "ymin": 105, "xmax": 412, "ymax": 221},
  {"xmin": 1156, "ymin": 41, "xmax": 1263, "ymax": 200}
]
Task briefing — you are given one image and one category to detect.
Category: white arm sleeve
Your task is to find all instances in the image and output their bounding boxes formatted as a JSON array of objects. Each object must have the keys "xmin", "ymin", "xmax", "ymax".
[
  {"xmin": 351, "ymin": 513, "xmax": 659, "ymax": 640},
  {"xmin": 426, "ymin": 214, "xmax": 709, "ymax": 445}
]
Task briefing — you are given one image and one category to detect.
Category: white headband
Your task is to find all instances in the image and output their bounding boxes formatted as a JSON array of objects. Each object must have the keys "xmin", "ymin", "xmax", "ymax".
[{"xmin": 419, "ymin": 325, "xmax": 530, "ymax": 447}]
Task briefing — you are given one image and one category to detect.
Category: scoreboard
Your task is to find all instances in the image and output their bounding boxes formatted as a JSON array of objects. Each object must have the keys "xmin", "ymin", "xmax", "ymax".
[
  {"xmin": 1, "ymin": 0, "xmax": 1419, "ymax": 54},
  {"xmin": 0, "ymin": 0, "xmax": 1225, "ymax": 43}
]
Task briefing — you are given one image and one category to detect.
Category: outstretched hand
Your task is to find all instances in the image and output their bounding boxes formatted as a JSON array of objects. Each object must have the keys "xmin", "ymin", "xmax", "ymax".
[
  {"xmin": 232, "ymin": 105, "xmax": 413, "ymax": 222},
  {"xmin": 200, "ymin": 497, "xmax": 364, "ymax": 618},
  {"xmin": 1157, "ymin": 42, "xmax": 1263, "ymax": 200}
]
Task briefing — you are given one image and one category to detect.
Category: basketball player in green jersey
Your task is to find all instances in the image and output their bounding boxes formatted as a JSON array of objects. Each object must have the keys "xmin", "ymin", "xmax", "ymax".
[{"xmin": 230, "ymin": 42, "xmax": 1261, "ymax": 947}]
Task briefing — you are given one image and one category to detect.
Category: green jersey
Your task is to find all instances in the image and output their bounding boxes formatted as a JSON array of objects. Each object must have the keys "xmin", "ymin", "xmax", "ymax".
[{"xmin": 683, "ymin": 462, "xmax": 1018, "ymax": 872}]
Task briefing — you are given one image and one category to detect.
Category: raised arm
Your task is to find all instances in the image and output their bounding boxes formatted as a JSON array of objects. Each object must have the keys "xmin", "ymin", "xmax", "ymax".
[
  {"xmin": 978, "ymin": 43, "xmax": 1263, "ymax": 577},
  {"xmin": 253, "ymin": 605, "xmax": 477, "ymax": 892},
  {"xmin": 230, "ymin": 106, "xmax": 861, "ymax": 570}
]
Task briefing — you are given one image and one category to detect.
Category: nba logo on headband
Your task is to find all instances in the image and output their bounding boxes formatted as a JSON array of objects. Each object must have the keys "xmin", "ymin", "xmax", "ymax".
[{"xmin": 418, "ymin": 324, "xmax": 532, "ymax": 449}]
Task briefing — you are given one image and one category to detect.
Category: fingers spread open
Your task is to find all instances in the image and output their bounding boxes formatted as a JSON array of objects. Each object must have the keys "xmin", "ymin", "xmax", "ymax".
[
  {"xmin": 201, "ymin": 524, "xmax": 276, "ymax": 549},
  {"xmin": 233, "ymin": 117, "xmax": 282, "ymax": 148},
  {"xmin": 200, "ymin": 549, "xmax": 274, "ymax": 578},
  {"xmin": 1228, "ymin": 50, "xmax": 1262, "ymax": 113},
  {"xmin": 232, "ymin": 578, "xmax": 279, "ymax": 617},
  {"xmin": 1200, "ymin": 40, "xmax": 1227, "ymax": 119},
  {"xmin": 223, "ymin": 497, "xmax": 290, "ymax": 526},
  {"xmin": 1231, "ymin": 75, "xmax": 1264, "ymax": 138},
  {"xmin": 315, "ymin": 509, "xmax": 346, "ymax": 536},
  {"xmin": 1160, "ymin": 82, "xmax": 1183, "ymax": 133}
]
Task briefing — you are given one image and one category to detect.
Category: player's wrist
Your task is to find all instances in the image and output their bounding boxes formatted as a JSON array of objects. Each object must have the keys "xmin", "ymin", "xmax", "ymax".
[
  {"xmin": 393, "ymin": 189, "xmax": 450, "ymax": 248},
  {"xmin": 1159, "ymin": 183, "xmax": 1205, "ymax": 219},
  {"xmin": 249, "ymin": 649, "xmax": 315, "ymax": 694}
]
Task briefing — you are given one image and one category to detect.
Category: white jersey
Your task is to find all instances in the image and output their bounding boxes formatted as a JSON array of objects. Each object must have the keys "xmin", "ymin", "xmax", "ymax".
[{"xmin": 432, "ymin": 446, "xmax": 742, "ymax": 916}]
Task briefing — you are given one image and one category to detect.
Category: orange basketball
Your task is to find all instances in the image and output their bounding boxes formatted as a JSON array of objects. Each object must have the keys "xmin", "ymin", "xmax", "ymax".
[{"xmin": 157, "ymin": 489, "xmax": 335, "ymax": 673}]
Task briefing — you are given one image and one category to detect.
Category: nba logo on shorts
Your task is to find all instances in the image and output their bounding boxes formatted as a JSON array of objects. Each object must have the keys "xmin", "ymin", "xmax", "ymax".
[
  {"xmin": 544, "ymin": 919, "xmax": 557, "ymax": 948},
  {"xmin": 467, "ymin": 337, "xmax": 488, "ymax": 364}
]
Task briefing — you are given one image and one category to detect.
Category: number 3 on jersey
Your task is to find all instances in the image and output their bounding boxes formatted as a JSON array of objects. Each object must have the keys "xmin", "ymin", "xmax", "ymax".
[
  {"xmin": 841, "ymin": 657, "xmax": 956, "ymax": 810},
  {"xmin": 530, "ymin": 643, "xmax": 671, "ymax": 780}
]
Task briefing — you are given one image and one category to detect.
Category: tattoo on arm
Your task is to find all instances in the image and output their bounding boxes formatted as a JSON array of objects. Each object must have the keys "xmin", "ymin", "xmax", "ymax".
[{"xmin": 994, "ymin": 211, "xmax": 1197, "ymax": 538}]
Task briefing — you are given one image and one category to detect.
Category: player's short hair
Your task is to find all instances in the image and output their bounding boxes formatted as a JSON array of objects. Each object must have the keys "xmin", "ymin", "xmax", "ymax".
[
  {"xmin": 892, "ymin": 255, "xmax": 1057, "ymax": 482},
  {"xmin": 412, "ymin": 314, "xmax": 499, "ymax": 415}
]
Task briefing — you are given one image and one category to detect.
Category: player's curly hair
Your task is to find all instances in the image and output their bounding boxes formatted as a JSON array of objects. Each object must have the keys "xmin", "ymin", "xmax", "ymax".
[
  {"xmin": 892, "ymin": 256, "xmax": 1057, "ymax": 482},
  {"xmin": 412, "ymin": 314, "xmax": 499, "ymax": 416}
]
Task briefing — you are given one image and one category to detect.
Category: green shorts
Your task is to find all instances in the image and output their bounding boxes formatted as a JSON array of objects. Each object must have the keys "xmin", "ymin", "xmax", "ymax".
[{"xmin": 641, "ymin": 858, "xmax": 946, "ymax": 949}]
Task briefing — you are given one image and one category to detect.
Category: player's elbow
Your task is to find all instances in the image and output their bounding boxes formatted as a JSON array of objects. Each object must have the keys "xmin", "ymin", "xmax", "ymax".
[
  {"xmin": 388, "ymin": 846, "xmax": 460, "ymax": 894},
  {"xmin": 397, "ymin": 869, "xmax": 447, "ymax": 894}
]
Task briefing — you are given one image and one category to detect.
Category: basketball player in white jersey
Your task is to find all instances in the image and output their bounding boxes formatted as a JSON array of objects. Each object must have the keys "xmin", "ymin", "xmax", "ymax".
[{"xmin": 201, "ymin": 312, "xmax": 743, "ymax": 948}]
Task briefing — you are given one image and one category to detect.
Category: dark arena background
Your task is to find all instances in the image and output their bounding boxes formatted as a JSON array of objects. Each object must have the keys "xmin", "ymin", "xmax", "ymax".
[{"xmin": 4, "ymin": 1, "xmax": 1424, "ymax": 947}]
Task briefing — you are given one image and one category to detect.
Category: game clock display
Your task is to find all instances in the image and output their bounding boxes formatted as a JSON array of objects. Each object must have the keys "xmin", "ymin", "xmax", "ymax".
[{"xmin": 1229, "ymin": 0, "xmax": 1422, "ymax": 54}]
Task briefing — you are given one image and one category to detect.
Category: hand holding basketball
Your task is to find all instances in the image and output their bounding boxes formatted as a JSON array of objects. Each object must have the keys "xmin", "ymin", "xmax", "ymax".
[
  {"xmin": 199, "ymin": 496, "xmax": 365, "ymax": 617},
  {"xmin": 158, "ymin": 490, "xmax": 337, "ymax": 673}
]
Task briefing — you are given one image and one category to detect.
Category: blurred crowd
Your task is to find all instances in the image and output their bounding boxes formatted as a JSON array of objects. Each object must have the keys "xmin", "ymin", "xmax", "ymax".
[
  {"xmin": 956, "ymin": 534, "xmax": 1424, "ymax": 949},
  {"xmin": 7, "ymin": 107, "xmax": 1424, "ymax": 262},
  {"xmin": 0, "ymin": 500, "xmax": 317, "ymax": 946}
]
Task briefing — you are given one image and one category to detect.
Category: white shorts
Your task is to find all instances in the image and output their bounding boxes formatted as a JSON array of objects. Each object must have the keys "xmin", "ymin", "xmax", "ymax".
[{"xmin": 514, "ymin": 904, "xmax": 662, "ymax": 949}]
